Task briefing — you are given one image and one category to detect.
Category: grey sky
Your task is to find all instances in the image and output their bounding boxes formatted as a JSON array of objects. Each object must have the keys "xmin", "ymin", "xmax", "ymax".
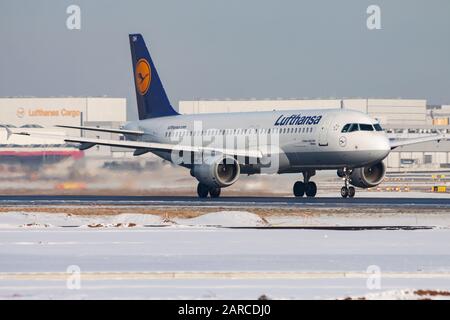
[{"xmin": 1, "ymin": 0, "xmax": 449, "ymax": 120}]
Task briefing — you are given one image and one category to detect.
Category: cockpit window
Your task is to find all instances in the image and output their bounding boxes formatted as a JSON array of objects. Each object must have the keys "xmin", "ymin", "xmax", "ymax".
[
  {"xmin": 348, "ymin": 123, "xmax": 359, "ymax": 132},
  {"xmin": 342, "ymin": 123, "xmax": 359, "ymax": 132},
  {"xmin": 373, "ymin": 123, "xmax": 383, "ymax": 131},
  {"xmin": 341, "ymin": 124, "xmax": 351, "ymax": 133},
  {"xmin": 359, "ymin": 124, "xmax": 374, "ymax": 131},
  {"xmin": 342, "ymin": 123, "xmax": 379, "ymax": 132}
]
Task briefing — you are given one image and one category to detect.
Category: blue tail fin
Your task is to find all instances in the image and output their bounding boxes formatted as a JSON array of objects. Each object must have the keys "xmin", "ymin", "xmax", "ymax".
[{"xmin": 129, "ymin": 34, "xmax": 178, "ymax": 119}]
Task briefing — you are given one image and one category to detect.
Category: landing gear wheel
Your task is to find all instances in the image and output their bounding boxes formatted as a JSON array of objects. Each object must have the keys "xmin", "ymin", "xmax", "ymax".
[
  {"xmin": 197, "ymin": 183, "xmax": 209, "ymax": 198},
  {"xmin": 339, "ymin": 167, "xmax": 354, "ymax": 199},
  {"xmin": 209, "ymin": 187, "xmax": 221, "ymax": 198},
  {"xmin": 348, "ymin": 186, "xmax": 355, "ymax": 198},
  {"xmin": 305, "ymin": 181, "xmax": 317, "ymax": 197},
  {"xmin": 293, "ymin": 181, "xmax": 305, "ymax": 197},
  {"xmin": 341, "ymin": 186, "xmax": 349, "ymax": 198}
]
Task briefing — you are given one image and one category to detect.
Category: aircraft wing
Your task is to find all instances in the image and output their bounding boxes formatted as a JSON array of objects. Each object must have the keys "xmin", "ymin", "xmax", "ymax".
[
  {"xmin": 12, "ymin": 131, "xmax": 263, "ymax": 159},
  {"xmin": 55, "ymin": 125, "xmax": 145, "ymax": 135},
  {"xmin": 389, "ymin": 134, "xmax": 446, "ymax": 150}
]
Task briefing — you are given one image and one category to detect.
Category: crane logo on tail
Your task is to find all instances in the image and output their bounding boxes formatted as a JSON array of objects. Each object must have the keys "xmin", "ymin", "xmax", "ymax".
[{"xmin": 135, "ymin": 58, "xmax": 151, "ymax": 95}]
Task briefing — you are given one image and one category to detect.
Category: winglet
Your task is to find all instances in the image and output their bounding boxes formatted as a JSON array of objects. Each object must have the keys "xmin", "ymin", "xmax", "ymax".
[{"xmin": 79, "ymin": 142, "xmax": 96, "ymax": 151}]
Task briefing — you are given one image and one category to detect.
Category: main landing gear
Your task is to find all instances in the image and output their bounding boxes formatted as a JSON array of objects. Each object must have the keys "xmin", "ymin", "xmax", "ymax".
[
  {"xmin": 197, "ymin": 183, "xmax": 221, "ymax": 198},
  {"xmin": 293, "ymin": 170, "xmax": 317, "ymax": 198},
  {"xmin": 340, "ymin": 168, "xmax": 355, "ymax": 198}
]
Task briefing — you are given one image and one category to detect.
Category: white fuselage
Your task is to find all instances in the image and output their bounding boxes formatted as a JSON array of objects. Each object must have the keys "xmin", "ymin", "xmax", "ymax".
[{"xmin": 123, "ymin": 108, "xmax": 391, "ymax": 174}]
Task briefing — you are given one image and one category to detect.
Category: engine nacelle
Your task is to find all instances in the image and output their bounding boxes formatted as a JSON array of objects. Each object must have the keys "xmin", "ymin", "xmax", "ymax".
[
  {"xmin": 191, "ymin": 155, "xmax": 240, "ymax": 188},
  {"xmin": 350, "ymin": 161, "xmax": 386, "ymax": 188}
]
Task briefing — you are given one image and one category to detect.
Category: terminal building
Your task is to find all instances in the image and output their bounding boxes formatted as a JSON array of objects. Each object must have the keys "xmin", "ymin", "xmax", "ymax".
[{"xmin": 179, "ymin": 99, "xmax": 450, "ymax": 171}]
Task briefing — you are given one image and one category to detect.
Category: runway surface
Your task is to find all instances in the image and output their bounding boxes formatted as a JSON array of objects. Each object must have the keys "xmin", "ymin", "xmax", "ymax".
[
  {"xmin": 1, "ymin": 227, "xmax": 450, "ymax": 299},
  {"xmin": 1, "ymin": 194, "xmax": 450, "ymax": 208},
  {"xmin": 1, "ymin": 193, "xmax": 450, "ymax": 299}
]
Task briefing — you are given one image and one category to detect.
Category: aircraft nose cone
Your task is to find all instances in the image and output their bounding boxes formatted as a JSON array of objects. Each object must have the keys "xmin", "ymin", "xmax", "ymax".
[
  {"xmin": 373, "ymin": 135, "xmax": 391, "ymax": 160},
  {"xmin": 380, "ymin": 135, "xmax": 391, "ymax": 150}
]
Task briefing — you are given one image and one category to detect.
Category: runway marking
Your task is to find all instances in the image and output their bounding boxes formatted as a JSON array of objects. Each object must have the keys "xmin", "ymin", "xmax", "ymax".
[{"xmin": 2, "ymin": 271, "xmax": 450, "ymax": 281}]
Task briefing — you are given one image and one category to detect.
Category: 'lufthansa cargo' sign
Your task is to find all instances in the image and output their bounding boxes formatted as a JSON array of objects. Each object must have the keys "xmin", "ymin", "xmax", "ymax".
[
  {"xmin": 274, "ymin": 114, "xmax": 322, "ymax": 126},
  {"xmin": 16, "ymin": 108, "xmax": 82, "ymax": 118}
]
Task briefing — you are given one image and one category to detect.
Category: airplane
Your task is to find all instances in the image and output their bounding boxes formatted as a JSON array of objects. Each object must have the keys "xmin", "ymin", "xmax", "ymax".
[{"xmin": 11, "ymin": 34, "xmax": 447, "ymax": 198}]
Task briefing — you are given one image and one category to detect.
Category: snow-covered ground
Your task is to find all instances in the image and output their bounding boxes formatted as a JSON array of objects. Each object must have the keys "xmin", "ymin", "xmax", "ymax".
[
  {"xmin": 0, "ymin": 209, "xmax": 449, "ymax": 228},
  {"xmin": 1, "ymin": 210, "xmax": 450, "ymax": 299}
]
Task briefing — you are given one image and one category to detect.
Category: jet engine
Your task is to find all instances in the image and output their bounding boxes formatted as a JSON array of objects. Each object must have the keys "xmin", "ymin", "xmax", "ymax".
[
  {"xmin": 191, "ymin": 155, "xmax": 240, "ymax": 188},
  {"xmin": 349, "ymin": 161, "xmax": 386, "ymax": 188}
]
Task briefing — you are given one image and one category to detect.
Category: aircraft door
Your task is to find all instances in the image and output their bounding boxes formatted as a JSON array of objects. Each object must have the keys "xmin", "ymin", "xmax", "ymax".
[{"xmin": 318, "ymin": 115, "xmax": 332, "ymax": 147}]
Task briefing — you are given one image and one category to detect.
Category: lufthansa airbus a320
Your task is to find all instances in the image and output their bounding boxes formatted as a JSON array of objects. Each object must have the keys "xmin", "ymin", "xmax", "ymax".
[{"xmin": 12, "ymin": 34, "xmax": 446, "ymax": 198}]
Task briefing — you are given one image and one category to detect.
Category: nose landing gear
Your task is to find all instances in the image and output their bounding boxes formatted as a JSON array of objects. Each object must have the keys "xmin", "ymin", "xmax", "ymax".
[
  {"xmin": 340, "ymin": 168, "xmax": 355, "ymax": 198},
  {"xmin": 293, "ymin": 170, "xmax": 317, "ymax": 198},
  {"xmin": 340, "ymin": 186, "xmax": 355, "ymax": 198}
]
